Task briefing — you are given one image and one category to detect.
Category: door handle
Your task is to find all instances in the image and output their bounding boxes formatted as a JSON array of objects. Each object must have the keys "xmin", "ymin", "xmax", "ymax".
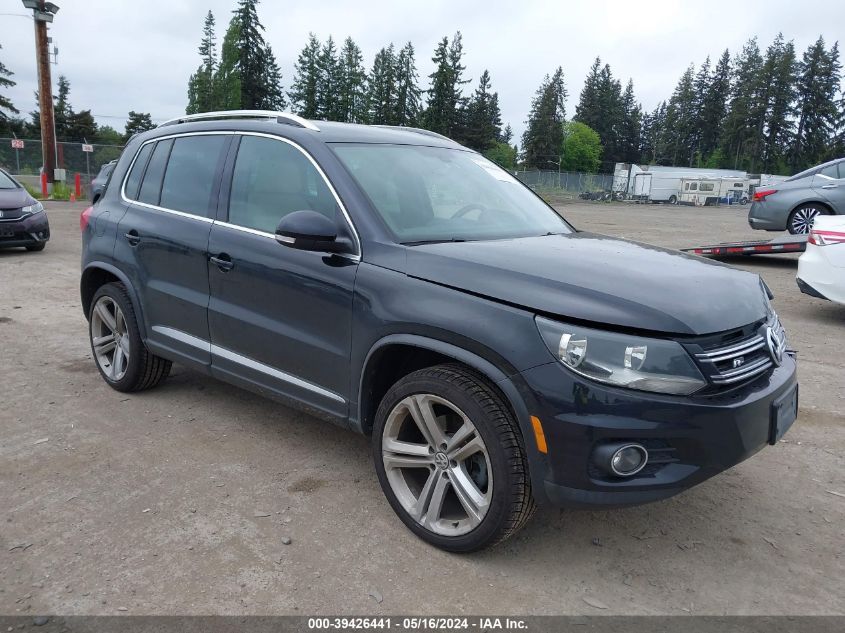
[
  {"xmin": 124, "ymin": 230, "xmax": 140, "ymax": 246},
  {"xmin": 821, "ymin": 184, "xmax": 838, "ymax": 189},
  {"xmin": 210, "ymin": 253, "xmax": 234, "ymax": 272}
]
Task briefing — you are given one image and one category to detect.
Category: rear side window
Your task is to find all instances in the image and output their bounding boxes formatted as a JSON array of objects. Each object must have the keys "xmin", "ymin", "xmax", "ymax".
[
  {"xmin": 227, "ymin": 135, "xmax": 337, "ymax": 233},
  {"xmin": 159, "ymin": 135, "xmax": 228, "ymax": 217},
  {"xmin": 819, "ymin": 163, "xmax": 840, "ymax": 179},
  {"xmin": 124, "ymin": 143, "xmax": 153, "ymax": 200},
  {"xmin": 700, "ymin": 183, "xmax": 714, "ymax": 192},
  {"xmin": 138, "ymin": 140, "xmax": 172, "ymax": 206}
]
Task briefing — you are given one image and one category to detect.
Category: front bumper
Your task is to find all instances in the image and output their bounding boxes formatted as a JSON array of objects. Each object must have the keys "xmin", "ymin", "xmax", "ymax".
[
  {"xmin": 520, "ymin": 354, "xmax": 798, "ymax": 508},
  {"xmin": 0, "ymin": 211, "xmax": 50, "ymax": 248},
  {"xmin": 748, "ymin": 202, "xmax": 787, "ymax": 231}
]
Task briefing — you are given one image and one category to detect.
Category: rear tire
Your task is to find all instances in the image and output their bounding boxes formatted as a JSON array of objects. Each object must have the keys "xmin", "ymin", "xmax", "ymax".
[
  {"xmin": 788, "ymin": 204, "xmax": 830, "ymax": 234},
  {"xmin": 88, "ymin": 282, "xmax": 171, "ymax": 392},
  {"xmin": 668, "ymin": 195, "xmax": 677, "ymax": 205},
  {"xmin": 372, "ymin": 364, "xmax": 535, "ymax": 552}
]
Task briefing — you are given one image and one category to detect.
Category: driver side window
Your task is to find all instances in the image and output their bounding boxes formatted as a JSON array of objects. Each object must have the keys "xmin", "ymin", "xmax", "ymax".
[{"xmin": 228, "ymin": 135, "xmax": 337, "ymax": 233}]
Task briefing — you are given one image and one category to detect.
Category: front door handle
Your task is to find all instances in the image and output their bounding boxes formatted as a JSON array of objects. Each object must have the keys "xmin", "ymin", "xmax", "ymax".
[
  {"xmin": 210, "ymin": 253, "xmax": 234, "ymax": 272},
  {"xmin": 821, "ymin": 184, "xmax": 838, "ymax": 189},
  {"xmin": 124, "ymin": 230, "xmax": 141, "ymax": 246}
]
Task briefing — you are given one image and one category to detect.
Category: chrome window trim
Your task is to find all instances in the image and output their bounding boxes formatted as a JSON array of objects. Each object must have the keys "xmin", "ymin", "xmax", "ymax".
[
  {"xmin": 120, "ymin": 131, "xmax": 235, "ymax": 222},
  {"xmin": 152, "ymin": 326, "xmax": 345, "ymax": 403},
  {"xmin": 233, "ymin": 131, "xmax": 361, "ymax": 257},
  {"xmin": 119, "ymin": 130, "xmax": 362, "ymax": 259}
]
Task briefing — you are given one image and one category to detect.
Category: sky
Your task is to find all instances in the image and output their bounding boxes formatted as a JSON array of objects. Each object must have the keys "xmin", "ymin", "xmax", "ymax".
[{"xmin": 2, "ymin": 0, "xmax": 844, "ymax": 142}]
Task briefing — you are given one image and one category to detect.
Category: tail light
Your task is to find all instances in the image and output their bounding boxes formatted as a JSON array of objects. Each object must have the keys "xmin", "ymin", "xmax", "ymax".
[
  {"xmin": 80, "ymin": 206, "xmax": 93, "ymax": 231},
  {"xmin": 809, "ymin": 229, "xmax": 845, "ymax": 246},
  {"xmin": 753, "ymin": 189, "xmax": 777, "ymax": 202}
]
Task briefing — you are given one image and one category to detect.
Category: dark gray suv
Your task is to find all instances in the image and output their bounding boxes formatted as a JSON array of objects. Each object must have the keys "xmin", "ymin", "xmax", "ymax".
[{"xmin": 80, "ymin": 111, "xmax": 798, "ymax": 551}]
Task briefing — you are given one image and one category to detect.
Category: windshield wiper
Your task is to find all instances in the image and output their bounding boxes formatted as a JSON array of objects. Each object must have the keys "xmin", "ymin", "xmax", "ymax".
[{"xmin": 401, "ymin": 237, "xmax": 473, "ymax": 246}]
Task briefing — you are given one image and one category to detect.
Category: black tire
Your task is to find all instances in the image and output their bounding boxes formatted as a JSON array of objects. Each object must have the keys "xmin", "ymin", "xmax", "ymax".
[
  {"xmin": 787, "ymin": 204, "xmax": 831, "ymax": 235},
  {"xmin": 668, "ymin": 195, "xmax": 677, "ymax": 205},
  {"xmin": 88, "ymin": 282, "xmax": 171, "ymax": 392},
  {"xmin": 26, "ymin": 242, "xmax": 46, "ymax": 252},
  {"xmin": 372, "ymin": 364, "xmax": 535, "ymax": 552}
]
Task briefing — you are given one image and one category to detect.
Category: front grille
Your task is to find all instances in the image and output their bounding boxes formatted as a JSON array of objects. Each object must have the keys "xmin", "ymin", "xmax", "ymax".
[
  {"xmin": 693, "ymin": 319, "xmax": 785, "ymax": 386},
  {"xmin": 0, "ymin": 208, "xmax": 24, "ymax": 221}
]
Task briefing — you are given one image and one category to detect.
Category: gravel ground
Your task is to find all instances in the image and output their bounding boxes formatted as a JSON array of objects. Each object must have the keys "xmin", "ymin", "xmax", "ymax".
[{"xmin": 1, "ymin": 201, "xmax": 843, "ymax": 616}]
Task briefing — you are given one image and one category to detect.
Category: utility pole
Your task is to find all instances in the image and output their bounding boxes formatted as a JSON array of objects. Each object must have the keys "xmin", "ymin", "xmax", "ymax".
[{"xmin": 22, "ymin": 1, "xmax": 60, "ymax": 190}]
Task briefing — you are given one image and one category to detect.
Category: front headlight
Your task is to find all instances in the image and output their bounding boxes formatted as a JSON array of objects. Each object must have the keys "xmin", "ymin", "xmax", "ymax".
[
  {"xmin": 536, "ymin": 317, "xmax": 707, "ymax": 395},
  {"xmin": 21, "ymin": 201, "xmax": 44, "ymax": 216}
]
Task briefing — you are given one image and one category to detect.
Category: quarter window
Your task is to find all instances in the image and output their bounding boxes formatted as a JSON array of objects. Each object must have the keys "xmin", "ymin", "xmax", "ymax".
[
  {"xmin": 124, "ymin": 143, "xmax": 153, "ymax": 200},
  {"xmin": 138, "ymin": 140, "xmax": 172, "ymax": 206},
  {"xmin": 228, "ymin": 135, "xmax": 338, "ymax": 233},
  {"xmin": 159, "ymin": 135, "xmax": 228, "ymax": 217},
  {"xmin": 819, "ymin": 163, "xmax": 840, "ymax": 179}
]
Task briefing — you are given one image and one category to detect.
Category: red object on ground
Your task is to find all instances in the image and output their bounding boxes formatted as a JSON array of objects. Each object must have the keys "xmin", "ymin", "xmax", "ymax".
[
  {"xmin": 40, "ymin": 172, "xmax": 48, "ymax": 198},
  {"xmin": 74, "ymin": 172, "xmax": 81, "ymax": 198}
]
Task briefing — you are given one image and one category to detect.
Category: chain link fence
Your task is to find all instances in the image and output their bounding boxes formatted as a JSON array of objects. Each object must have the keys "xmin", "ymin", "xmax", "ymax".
[
  {"xmin": 515, "ymin": 170, "xmax": 617, "ymax": 196},
  {"xmin": 1, "ymin": 137, "xmax": 124, "ymax": 196}
]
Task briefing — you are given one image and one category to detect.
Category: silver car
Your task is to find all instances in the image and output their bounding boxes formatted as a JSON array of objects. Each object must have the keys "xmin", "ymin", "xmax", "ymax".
[{"xmin": 748, "ymin": 158, "xmax": 844, "ymax": 234}]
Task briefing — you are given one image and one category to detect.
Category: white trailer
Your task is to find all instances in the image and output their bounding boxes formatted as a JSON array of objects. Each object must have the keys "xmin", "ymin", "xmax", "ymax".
[{"xmin": 678, "ymin": 177, "xmax": 752, "ymax": 206}]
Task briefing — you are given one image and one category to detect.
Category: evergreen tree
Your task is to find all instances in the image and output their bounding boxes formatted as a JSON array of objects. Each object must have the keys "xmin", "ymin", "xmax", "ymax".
[
  {"xmin": 422, "ymin": 32, "xmax": 469, "ymax": 138},
  {"xmin": 640, "ymin": 101, "xmax": 667, "ymax": 164},
  {"xmin": 760, "ymin": 35, "xmax": 797, "ymax": 172},
  {"xmin": 124, "ymin": 111, "xmax": 155, "ymax": 142},
  {"xmin": 698, "ymin": 50, "xmax": 731, "ymax": 161},
  {"xmin": 462, "ymin": 70, "xmax": 502, "ymax": 152},
  {"xmin": 618, "ymin": 79, "xmax": 642, "ymax": 163},
  {"xmin": 574, "ymin": 57, "xmax": 602, "ymax": 131},
  {"xmin": 501, "ymin": 123, "xmax": 513, "ymax": 144},
  {"xmin": 187, "ymin": 11, "xmax": 218, "ymax": 114},
  {"xmin": 393, "ymin": 42, "xmax": 422, "ymax": 126},
  {"xmin": 53, "ymin": 76, "xmax": 72, "ymax": 140},
  {"xmin": 661, "ymin": 65, "xmax": 698, "ymax": 166},
  {"xmin": 289, "ymin": 34, "xmax": 322, "ymax": 118},
  {"xmin": 215, "ymin": 18, "xmax": 242, "ymax": 110},
  {"xmin": 0, "ymin": 43, "xmax": 17, "ymax": 119},
  {"xmin": 790, "ymin": 37, "xmax": 841, "ymax": 170},
  {"xmin": 720, "ymin": 38, "xmax": 764, "ymax": 170},
  {"xmin": 521, "ymin": 67, "xmax": 567, "ymax": 169},
  {"xmin": 316, "ymin": 36, "xmax": 342, "ymax": 120},
  {"xmin": 262, "ymin": 47, "xmax": 287, "ymax": 110},
  {"xmin": 337, "ymin": 37, "xmax": 368, "ymax": 123},
  {"xmin": 368, "ymin": 44, "xmax": 397, "ymax": 124}
]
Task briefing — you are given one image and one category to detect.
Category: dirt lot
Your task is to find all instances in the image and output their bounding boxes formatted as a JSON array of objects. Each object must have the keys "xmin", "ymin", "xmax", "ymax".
[{"xmin": 1, "ymin": 201, "xmax": 843, "ymax": 615}]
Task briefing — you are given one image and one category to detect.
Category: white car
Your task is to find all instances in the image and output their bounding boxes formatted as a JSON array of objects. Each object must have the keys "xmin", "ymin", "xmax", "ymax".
[{"xmin": 797, "ymin": 215, "xmax": 845, "ymax": 304}]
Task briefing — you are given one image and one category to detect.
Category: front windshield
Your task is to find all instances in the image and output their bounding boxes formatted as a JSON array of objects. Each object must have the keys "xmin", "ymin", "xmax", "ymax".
[
  {"xmin": 0, "ymin": 170, "xmax": 20, "ymax": 190},
  {"xmin": 331, "ymin": 144, "xmax": 571, "ymax": 243}
]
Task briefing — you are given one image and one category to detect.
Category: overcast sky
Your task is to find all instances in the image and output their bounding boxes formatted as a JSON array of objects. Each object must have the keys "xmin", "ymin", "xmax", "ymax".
[{"xmin": 2, "ymin": 0, "xmax": 844, "ymax": 141}]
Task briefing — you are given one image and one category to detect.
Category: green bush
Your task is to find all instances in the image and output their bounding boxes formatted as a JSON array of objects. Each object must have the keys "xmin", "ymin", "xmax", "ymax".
[{"xmin": 23, "ymin": 182, "xmax": 44, "ymax": 200}]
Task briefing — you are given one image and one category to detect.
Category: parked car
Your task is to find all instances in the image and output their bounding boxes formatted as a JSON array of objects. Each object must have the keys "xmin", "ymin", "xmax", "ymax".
[
  {"xmin": 0, "ymin": 167, "xmax": 50, "ymax": 251},
  {"xmin": 748, "ymin": 158, "xmax": 844, "ymax": 234},
  {"xmin": 80, "ymin": 111, "xmax": 798, "ymax": 552},
  {"xmin": 90, "ymin": 159, "xmax": 117, "ymax": 203},
  {"xmin": 796, "ymin": 215, "xmax": 845, "ymax": 305}
]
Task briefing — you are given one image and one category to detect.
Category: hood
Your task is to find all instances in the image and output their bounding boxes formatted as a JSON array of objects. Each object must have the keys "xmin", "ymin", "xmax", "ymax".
[
  {"xmin": 0, "ymin": 187, "xmax": 34, "ymax": 209},
  {"xmin": 405, "ymin": 233, "xmax": 769, "ymax": 336}
]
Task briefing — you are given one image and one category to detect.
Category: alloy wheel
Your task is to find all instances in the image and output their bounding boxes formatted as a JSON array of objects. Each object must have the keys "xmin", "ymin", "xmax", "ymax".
[
  {"xmin": 90, "ymin": 296, "xmax": 131, "ymax": 381},
  {"xmin": 381, "ymin": 394, "xmax": 492, "ymax": 536},
  {"xmin": 790, "ymin": 207, "xmax": 822, "ymax": 234}
]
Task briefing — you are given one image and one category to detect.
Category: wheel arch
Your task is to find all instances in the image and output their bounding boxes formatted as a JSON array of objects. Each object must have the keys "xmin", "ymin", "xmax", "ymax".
[
  {"xmin": 357, "ymin": 333, "xmax": 550, "ymax": 504},
  {"xmin": 80, "ymin": 263, "xmax": 148, "ymax": 338}
]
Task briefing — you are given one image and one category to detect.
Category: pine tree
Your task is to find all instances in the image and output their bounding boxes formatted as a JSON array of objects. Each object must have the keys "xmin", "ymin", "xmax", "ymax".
[
  {"xmin": 124, "ymin": 111, "xmax": 155, "ymax": 142},
  {"xmin": 698, "ymin": 50, "xmax": 731, "ymax": 161},
  {"xmin": 501, "ymin": 123, "xmax": 513, "ymax": 143},
  {"xmin": 661, "ymin": 65, "xmax": 698, "ymax": 166},
  {"xmin": 574, "ymin": 59, "xmax": 625, "ymax": 167},
  {"xmin": 262, "ymin": 47, "xmax": 287, "ymax": 110},
  {"xmin": 575, "ymin": 58, "xmax": 602, "ymax": 131},
  {"xmin": 316, "ymin": 36, "xmax": 342, "ymax": 120},
  {"xmin": 720, "ymin": 38, "xmax": 764, "ymax": 170},
  {"xmin": 521, "ymin": 67, "xmax": 567, "ymax": 169},
  {"xmin": 53, "ymin": 76, "xmax": 72, "ymax": 140},
  {"xmin": 232, "ymin": 0, "xmax": 280, "ymax": 109},
  {"xmin": 289, "ymin": 34, "xmax": 322, "ymax": 118},
  {"xmin": 462, "ymin": 70, "xmax": 502, "ymax": 152},
  {"xmin": 0, "ymin": 43, "xmax": 17, "ymax": 119},
  {"xmin": 368, "ymin": 44, "xmax": 397, "ymax": 124},
  {"xmin": 422, "ymin": 33, "xmax": 469, "ymax": 138},
  {"xmin": 187, "ymin": 11, "xmax": 218, "ymax": 114},
  {"xmin": 640, "ymin": 101, "xmax": 667, "ymax": 164},
  {"xmin": 337, "ymin": 37, "xmax": 368, "ymax": 123},
  {"xmin": 760, "ymin": 35, "xmax": 797, "ymax": 173},
  {"xmin": 790, "ymin": 37, "xmax": 841, "ymax": 170},
  {"xmin": 215, "ymin": 18, "xmax": 242, "ymax": 110},
  {"xmin": 618, "ymin": 79, "xmax": 642, "ymax": 163},
  {"xmin": 393, "ymin": 42, "xmax": 422, "ymax": 126}
]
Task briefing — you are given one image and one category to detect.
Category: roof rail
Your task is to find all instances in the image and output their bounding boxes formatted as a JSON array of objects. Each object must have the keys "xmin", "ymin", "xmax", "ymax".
[
  {"xmin": 372, "ymin": 125, "xmax": 452, "ymax": 142},
  {"xmin": 159, "ymin": 110, "xmax": 320, "ymax": 131}
]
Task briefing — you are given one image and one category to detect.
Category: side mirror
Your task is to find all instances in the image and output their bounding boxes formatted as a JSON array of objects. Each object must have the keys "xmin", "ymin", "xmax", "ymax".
[{"xmin": 276, "ymin": 210, "xmax": 351, "ymax": 253}]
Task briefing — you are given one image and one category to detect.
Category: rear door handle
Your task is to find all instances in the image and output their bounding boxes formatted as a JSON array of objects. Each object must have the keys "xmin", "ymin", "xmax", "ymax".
[
  {"xmin": 821, "ymin": 184, "xmax": 838, "ymax": 189},
  {"xmin": 210, "ymin": 253, "xmax": 234, "ymax": 272},
  {"xmin": 124, "ymin": 230, "xmax": 140, "ymax": 246}
]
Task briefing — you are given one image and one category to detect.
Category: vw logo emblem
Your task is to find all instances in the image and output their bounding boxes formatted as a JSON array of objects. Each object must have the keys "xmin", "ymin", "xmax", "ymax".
[
  {"xmin": 765, "ymin": 326, "xmax": 785, "ymax": 366},
  {"xmin": 433, "ymin": 452, "xmax": 449, "ymax": 470}
]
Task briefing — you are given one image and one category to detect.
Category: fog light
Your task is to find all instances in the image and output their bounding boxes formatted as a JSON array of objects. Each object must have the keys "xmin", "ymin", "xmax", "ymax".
[
  {"xmin": 610, "ymin": 444, "xmax": 648, "ymax": 476},
  {"xmin": 594, "ymin": 442, "xmax": 649, "ymax": 477}
]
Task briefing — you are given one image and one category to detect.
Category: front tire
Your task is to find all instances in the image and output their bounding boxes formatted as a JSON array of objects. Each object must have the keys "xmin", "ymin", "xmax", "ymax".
[
  {"xmin": 788, "ymin": 204, "xmax": 830, "ymax": 234},
  {"xmin": 26, "ymin": 242, "xmax": 46, "ymax": 252},
  {"xmin": 89, "ymin": 282, "xmax": 171, "ymax": 392},
  {"xmin": 372, "ymin": 364, "xmax": 535, "ymax": 552}
]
